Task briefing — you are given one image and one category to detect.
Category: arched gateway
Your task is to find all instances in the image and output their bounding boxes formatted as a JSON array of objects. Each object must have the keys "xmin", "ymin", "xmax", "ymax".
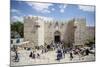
[{"xmin": 54, "ymin": 31, "xmax": 61, "ymax": 43}]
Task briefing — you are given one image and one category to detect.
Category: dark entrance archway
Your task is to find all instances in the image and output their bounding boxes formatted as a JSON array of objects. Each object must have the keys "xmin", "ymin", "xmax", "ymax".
[
  {"xmin": 55, "ymin": 35, "xmax": 60, "ymax": 43},
  {"xmin": 54, "ymin": 31, "xmax": 61, "ymax": 43}
]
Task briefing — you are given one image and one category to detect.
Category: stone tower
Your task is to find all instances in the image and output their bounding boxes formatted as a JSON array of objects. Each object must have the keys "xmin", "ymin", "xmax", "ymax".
[{"xmin": 74, "ymin": 18, "xmax": 87, "ymax": 46}]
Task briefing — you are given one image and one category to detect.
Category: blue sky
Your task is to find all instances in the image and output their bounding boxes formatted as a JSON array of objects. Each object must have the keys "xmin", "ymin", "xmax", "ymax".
[{"xmin": 11, "ymin": 1, "xmax": 95, "ymax": 26}]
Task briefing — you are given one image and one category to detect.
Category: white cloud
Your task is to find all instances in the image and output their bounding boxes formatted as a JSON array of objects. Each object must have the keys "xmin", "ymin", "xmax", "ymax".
[
  {"xmin": 59, "ymin": 4, "xmax": 67, "ymax": 13},
  {"xmin": 42, "ymin": 9, "xmax": 50, "ymax": 13},
  {"xmin": 11, "ymin": 9, "xmax": 24, "ymax": 22},
  {"xmin": 78, "ymin": 5, "xmax": 95, "ymax": 12},
  {"xmin": 11, "ymin": 9, "xmax": 21, "ymax": 14},
  {"xmin": 60, "ymin": 9, "xmax": 64, "ymax": 13},
  {"xmin": 26, "ymin": 2, "xmax": 53, "ymax": 13},
  {"xmin": 11, "ymin": 9, "xmax": 19, "ymax": 13},
  {"xmin": 11, "ymin": 16, "xmax": 23, "ymax": 22},
  {"xmin": 51, "ymin": 8, "xmax": 55, "ymax": 11},
  {"xmin": 59, "ymin": 4, "xmax": 67, "ymax": 9}
]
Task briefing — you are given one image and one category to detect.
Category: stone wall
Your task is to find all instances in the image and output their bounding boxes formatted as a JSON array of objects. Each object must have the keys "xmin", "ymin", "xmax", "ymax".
[
  {"xmin": 24, "ymin": 16, "xmax": 38, "ymax": 47},
  {"xmin": 63, "ymin": 19, "xmax": 75, "ymax": 46},
  {"xmin": 44, "ymin": 21, "xmax": 67, "ymax": 45},
  {"xmin": 74, "ymin": 18, "xmax": 87, "ymax": 46},
  {"xmin": 86, "ymin": 26, "xmax": 95, "ymax": 41},
  {"xmin": 24, "ymin": 16, "xmax": 91, "ymax": 48}
]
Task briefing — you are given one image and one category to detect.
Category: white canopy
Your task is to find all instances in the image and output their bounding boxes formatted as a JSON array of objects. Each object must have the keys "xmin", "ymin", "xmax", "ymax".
[{"xmin": 14, "ymin": 41, "xmax": 30, "ymax": 46}]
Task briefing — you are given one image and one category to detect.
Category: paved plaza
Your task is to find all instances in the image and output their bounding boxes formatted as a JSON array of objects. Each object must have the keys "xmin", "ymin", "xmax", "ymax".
[{"xmin": 11, "ymin": 49, "xmax": 95, "ymax": 66}]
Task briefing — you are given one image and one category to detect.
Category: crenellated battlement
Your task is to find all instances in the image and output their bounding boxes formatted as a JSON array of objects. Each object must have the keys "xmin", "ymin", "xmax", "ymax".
[
  {"xmin": 24, "ymin": 16, "xmax": 86, "ymax": 24},
  {"xmin": 24, "ymin": 16, "xmax": 69, "ymax": 23},
  {"xmin": 24, "ymin": 16, "xmax": 38, "ymax": 21}
]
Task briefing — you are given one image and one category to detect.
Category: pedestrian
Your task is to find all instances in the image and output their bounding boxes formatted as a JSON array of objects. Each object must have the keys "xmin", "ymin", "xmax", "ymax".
[
  {"xmin": 56, "ymin": 48, "xmax": 62, "ymax": 61},
  {"xmin": 69, "ymin": 51, "xmax": 73, "ymax": 61},
  {"xmin": 14, "ymin": 51, "xmax": 19, "ymax": 62},
  {"xmin": 86, "ymin": 49, "xmax": 90, "ymax": 55},
  {"xmin": 42, "ymin": 49, "xmax": 44, "ymax": 54},
  {"xmin": 32, "ymin": 51, "xmax": 35, "ymax": 59},
  {"xmin": 29, "ymin": 51, "xmax": 33, "ymax": 58},
  {"xmin": 37, "ymin": 53, "xmax": 40, "ymax": 59},
  {"xmin": 63, "ymin": 49, "xmax": 66, "ymax": 58}
]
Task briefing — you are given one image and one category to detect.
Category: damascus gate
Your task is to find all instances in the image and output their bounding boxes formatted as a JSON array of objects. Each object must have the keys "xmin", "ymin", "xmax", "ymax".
[
  {"xmin": 10, "ymin": 1, "xmax": 95, "ymax": 66},
  {"xmin": 24, "ymin": 16, "xmax": 88, "ymax": 48}
]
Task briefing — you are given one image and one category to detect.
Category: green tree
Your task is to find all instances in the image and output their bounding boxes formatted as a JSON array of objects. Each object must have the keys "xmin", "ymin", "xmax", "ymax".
[
  {"xmin": 85, "ymin": 37, "xmax": 95, "ymax": 47},
  {"xmin": 11, "ymin": 21, "xmax": 24, "ymax": 38}
]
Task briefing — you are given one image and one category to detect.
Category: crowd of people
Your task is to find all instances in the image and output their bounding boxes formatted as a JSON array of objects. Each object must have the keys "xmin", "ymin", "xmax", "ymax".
[
  {"xmin": 29, "ymin": 51, "xmax": 40, "ymax": 59},
  {"xmin": 55, "ymin": 43, "xmax": 95, "ymax": 61},
  {"xmin": 11, "ymin": 42, "xmax": 95, "ymax": 63}
]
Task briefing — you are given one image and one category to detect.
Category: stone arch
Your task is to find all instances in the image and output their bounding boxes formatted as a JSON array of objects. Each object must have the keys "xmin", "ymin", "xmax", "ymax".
[{"xmin": 54, "ymin": 31, "xmax": 61, "ymax": 43}]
